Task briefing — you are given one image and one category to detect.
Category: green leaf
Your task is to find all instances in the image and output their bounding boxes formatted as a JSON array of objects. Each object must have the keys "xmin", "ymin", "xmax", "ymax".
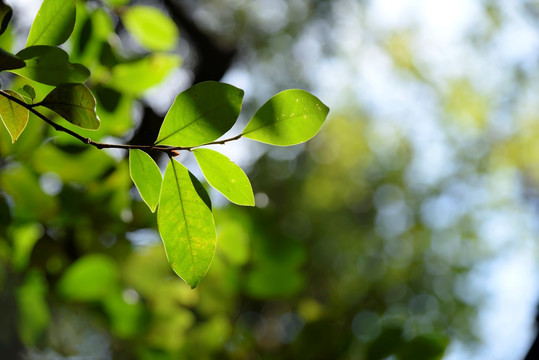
[
  {"xmin": 0, "ymin": 48, "xmax": 25, "ymax": 71},
  {"xmin": 0, "ymin": 90, "xmax": 29, "ymax": 143},
  {"xmin": 11, "ymin": 223, "xmax": 43, "ymax": 272},
  {"xmin": 20, "ymin": 84, "xmax": 36, "ymax": 101},
  {"xmin": 158, "ymin": 159, "xmax": 216, "ymax": 288},
  {"xmin": 106, "ymin": 54, "xmax": 181, "ymax": 96},
  {"xmin": 129, "ymin": 149, "xmax": 163, "ymax": 213},
  {"xmin": 26, "ymin": 0, "xmax": 76, "ymax": 47},
  {"xmin": 242, "ymin": 89, "xmax": 329, "ymax": 146},
  {"xmin": 40, "ymin": 83, "xmax": 100, "ymax": 130},
  {"xmin": 57, "ymin": 254, "xmax": 119, "ymax": 301},
  {"xmin": 193, "ymin": 148, "xmax": 254, "ymax": 206},
  {"xmin": 155, "ymin": 81, "xmax": 244, "ymax": 147},
  {"xmin": 0, "ymin": 0, "xmax": 12, "ymax": 37},
  {"xmin": 12, "ymin": 46, "xmax": 90, "ymax": 86},
  {"xmin": 122, "ymin": 6, "xmax": 179, "ymax": 51}
]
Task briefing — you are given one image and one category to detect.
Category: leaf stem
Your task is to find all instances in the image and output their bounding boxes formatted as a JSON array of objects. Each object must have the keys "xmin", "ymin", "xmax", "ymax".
[{"xmin": 0, "ymin": 90, "xmax": 243, "ymax": 156}]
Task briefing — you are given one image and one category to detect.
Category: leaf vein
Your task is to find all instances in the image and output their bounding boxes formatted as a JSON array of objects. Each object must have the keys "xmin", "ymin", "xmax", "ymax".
[
  {"xmin": 171, "ymin": 161, "xmax": 195, "ymax": 272},
  {"xmin": 242, "ymin": 110, "xmax": 324, "ymax": 136},
  {"xmin": 156, "ymin": 102, "xmax": 228, "ymax": 144}
]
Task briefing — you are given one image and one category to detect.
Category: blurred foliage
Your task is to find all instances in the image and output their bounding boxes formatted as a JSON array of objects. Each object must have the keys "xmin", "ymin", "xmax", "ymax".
[{"xmin": 2, "ymin": 0, "xmax": 539, "ymax": 359}]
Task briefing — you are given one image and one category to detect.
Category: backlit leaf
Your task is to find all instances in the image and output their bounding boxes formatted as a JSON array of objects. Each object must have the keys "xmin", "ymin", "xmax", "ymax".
[
  {"xmin": 106, "ymin": 54, "xmax": 181, "ymax": 96},
  {"xmin": 155, "ymin": 81, "xmax": 244, "ymax": 147},
  {"xmin": 0, "ymin": 90, "xmax": 29, "ymax": 143},
  {"xmin": 12, "ymin": 46, "xmax": 90, "ymax": 86},
  {"xmin": 0, "ymin": 0, "xmax": 12, "ymax": 37},
  {"xmin": 41, "ymin": 83, "xmax": 100, "ymax": 130},
  {"xmin": 158, "ymin": 159, "xmax": 216, "ymax": 288},
  {"xmin": 193, "ymin": 148, "xmax": 254, "ymax": 206},
  {"xmin": 0, "ymin": 48, "xmax": 25, "ymax": 71},
  {"xmin": 129, "ymin": 149, "xmax": 162, "ymax": 213},
  {"xmin": 242, "ymin": 89, "xmax": 329, "ymax": 146},
  {"xmin": 122, "ymin": 6, "xmax": 179, "ymax": 51},
  {"xmin": 26, "ymin": 0, "xmax": 76, "ymax": 47}
]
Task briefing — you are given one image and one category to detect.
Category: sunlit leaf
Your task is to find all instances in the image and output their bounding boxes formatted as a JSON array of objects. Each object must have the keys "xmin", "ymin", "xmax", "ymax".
[
  {"xmin": 40, "ymin": 83, "xmax": 100, "ymax": 130},
  {"xmin": 158, "ymin": 159, "xmax": 216, "ymax": 288},
  {"xmin": 0, "ymin": 90, "xmax": 29, "ymax": 143},
  {"xmin": 12, "ymin": 46, "xmax": 90, "ymax": 86},
  {"xmin": 194, "ymin": 148, "xmax": 254, "ymax": 206},
  {"xmin": 122, "ymin": 6, "xmax": 179, "ymax": 51},
  {"xmin": 242, "ymin": 89, "xmax": 329, "ymax": 146},
  {"xmin": 106, "ymin": 53, "xmax": 181, "ymax": 96},
  {"xmin": 0, "ymin": 21, "xmax": 13, "ymax": 54},
  {"xmin": 129, "ymin": 149, "xmax": 162, "ymax": 213},
  {"xmin": 26, "ymin": 0, "xmax": 76, "ymax": 47},
  {"xmin": 91, "ymin": 8, "xmax": 114, "ymax": 40},
  {"xmin": 57, "ymin": 254, "xmax": 119, "ymax": 301},
  {"xmin": 155, "ymin": 81, "xmax": 244, "ymax": 147},
  {"xmin": 0, "ymin": 0, "xmax": 12, "ymax": 37},
  {"xmin": 0, "ymin": 48, "xmax": 25, "ymax": 71}
]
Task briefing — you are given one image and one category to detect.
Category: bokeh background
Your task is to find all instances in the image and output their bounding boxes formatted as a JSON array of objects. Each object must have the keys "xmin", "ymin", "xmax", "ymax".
[{"xmin": 2, "ymin": 0, "xmax": 539, "ymax": 359}]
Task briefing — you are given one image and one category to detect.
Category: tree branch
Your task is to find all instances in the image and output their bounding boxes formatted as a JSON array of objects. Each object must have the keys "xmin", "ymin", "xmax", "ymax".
[{"xmin": 0, "ymin": 90, "xmax": 242, "ymax": 156}]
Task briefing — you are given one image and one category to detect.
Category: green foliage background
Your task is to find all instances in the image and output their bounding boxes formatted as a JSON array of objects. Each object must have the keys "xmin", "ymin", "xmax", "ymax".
[{"xmin": 1, "ymin": 0, "xmax": 539, "ymax": 359}]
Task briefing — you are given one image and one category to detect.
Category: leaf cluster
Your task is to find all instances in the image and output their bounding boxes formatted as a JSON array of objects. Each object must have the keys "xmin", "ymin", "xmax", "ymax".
[{"xmin": 0, "ymin": 0, "xmax": 329, "ymax": 287}]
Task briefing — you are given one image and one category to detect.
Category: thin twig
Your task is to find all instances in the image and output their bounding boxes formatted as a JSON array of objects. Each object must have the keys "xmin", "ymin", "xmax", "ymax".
[{"xmin": 0, "ymin": 90, "xmax": 243, "ymax": 156}]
